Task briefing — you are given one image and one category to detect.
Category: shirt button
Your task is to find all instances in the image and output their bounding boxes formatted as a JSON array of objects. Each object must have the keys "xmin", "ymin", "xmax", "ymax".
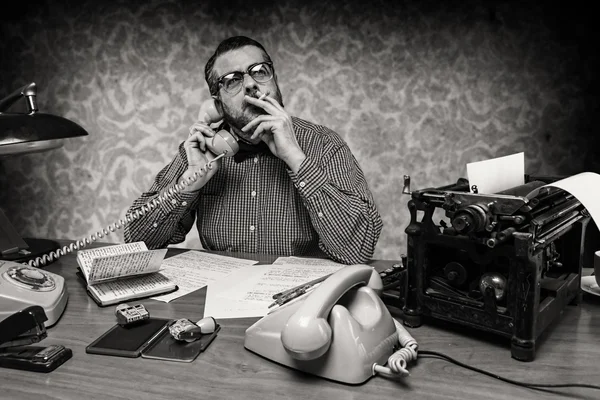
[
  {"xmin": 253, "ymin": 157, "xmax": 259, "ymax": 163},
  {"xmin": 171, "ymin": 199, "xmax": 177, "ymax": 205},
  {"xmin": 181, "ymin": 201, "xmax": 187, "ymax": 206},
  {"xmin": 299, "ymin": 181, "xmax": 306, "ymax": 188},
  {"xmin": 249, "ymin": 225, "xmax": 256, "ymax": 231},
  {"xmin": 251, "ymin": 190, "xmax": 257, "ymax": 197},
  {"xmin": 153, "ymin": 223, "xmax": 158, "ymax": 228},
  {"xmin": 318, "ymin": 212, "xmax": 324, "ymax": 218}
]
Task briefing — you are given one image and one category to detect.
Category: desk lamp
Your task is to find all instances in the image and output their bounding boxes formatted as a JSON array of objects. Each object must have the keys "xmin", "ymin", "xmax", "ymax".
[{"xmin": 0, "ymin": 82, "xmax": 88, "ymax": 264}]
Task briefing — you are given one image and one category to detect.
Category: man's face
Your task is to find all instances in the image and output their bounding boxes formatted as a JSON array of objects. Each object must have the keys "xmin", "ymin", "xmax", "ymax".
[{"xmin": 213, "ymin": 46, "xmax": 283, "ymax": 144}]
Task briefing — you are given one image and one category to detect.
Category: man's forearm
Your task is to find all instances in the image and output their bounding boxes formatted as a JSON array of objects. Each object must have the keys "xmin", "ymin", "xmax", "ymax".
[
  {"xmin": 290, "ymin": 154, "xmax": 383, "ymax": 264},
  {"xmin": 306, "ymin": 188, "xmax": 383, "ymax": 264},
  {"xmin": 123, "ymin": 191, "xmax": 198, "ymax": 249}
]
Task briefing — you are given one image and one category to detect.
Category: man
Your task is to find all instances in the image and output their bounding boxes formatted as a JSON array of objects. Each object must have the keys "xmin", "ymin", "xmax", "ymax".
[{"xmin": 123, "ymin": 36, "xmax": 382, "ymax": 264}]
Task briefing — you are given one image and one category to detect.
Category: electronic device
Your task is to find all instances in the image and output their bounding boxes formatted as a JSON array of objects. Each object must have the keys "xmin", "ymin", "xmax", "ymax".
[
  {"xmin": 168, "ymin": 317, "xmax": 218, "ymax": 342},
  {"xmin": 141, "ymin": 322, "xmax": 221, "ymax": 363},
  {"xmin": 0, "ymin": 305, "xmax": 72, "ymax": 372},
  {"xmin": 86, "ymin": 317, "xmax": 171, "ymax": 358},
  {"xmin": 115, "ymin": 303, "xmax": 150, "ymax": 326},
  {"xmin": 399, "ymin": 174, "xmax": 591, "ymax": 361},
  {"xmin": 0, "ymin": 260, "xmax": 68, "ymax": 327},
  {"xmin": 244, "ymin": 264, "xmax": 418, "ymax": 385}
]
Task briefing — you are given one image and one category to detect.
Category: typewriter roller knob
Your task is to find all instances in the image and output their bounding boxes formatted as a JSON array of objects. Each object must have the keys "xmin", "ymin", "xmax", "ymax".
[{"xmin": 451, "ymin": 205, "xmax": 489, "ymax": 234}]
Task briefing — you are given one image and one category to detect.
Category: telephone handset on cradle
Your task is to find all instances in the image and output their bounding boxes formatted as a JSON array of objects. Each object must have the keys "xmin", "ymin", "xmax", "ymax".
[
  {"xmin": 21, "ymin": 99, "xmax": 238, "ymax": 270},
  {"xmin": 244, "ymin": 265, "xmax": 419, "ymax": 385}
]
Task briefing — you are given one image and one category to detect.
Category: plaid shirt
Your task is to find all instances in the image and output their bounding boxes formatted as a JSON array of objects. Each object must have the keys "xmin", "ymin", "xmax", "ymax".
[{"xmin": 123, "ymin": 117, "xmax": 383, "ymax": 264}]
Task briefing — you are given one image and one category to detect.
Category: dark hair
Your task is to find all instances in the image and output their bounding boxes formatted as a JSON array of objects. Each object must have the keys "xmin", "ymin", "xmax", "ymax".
[{"xmin": 205, "ymin": 36, "xmax": 272, "ymax": 95}]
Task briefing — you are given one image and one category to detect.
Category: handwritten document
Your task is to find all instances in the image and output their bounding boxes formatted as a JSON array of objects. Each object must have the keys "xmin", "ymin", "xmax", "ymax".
[
  {"xmin": 219, "ymin": 263, "xmax": 346, "ymax": 303},
  {"xmin": 150, "ymin": 250, "xmax": 258, "ymax": 302},
  {"xmin": 88, "ymin": 272, "xmax": 174, "ymax": 304},
  {"xmin": 466, "ymin": 152, "xmax": 524, "ymax": 194},
  {"xmin": 77, "ymin": 241, "xmax": 149, "ymax": 281},
  {"xmin": 204, "ymin": 263, "xmax": 347, "ymax": 319},
  {"xmin": 86, "ymin": 249, "xmax": 167, "ymax": 285},
  {"xmin": 272, "ymin": 256, "xmax": 347, "ymax": 266}
]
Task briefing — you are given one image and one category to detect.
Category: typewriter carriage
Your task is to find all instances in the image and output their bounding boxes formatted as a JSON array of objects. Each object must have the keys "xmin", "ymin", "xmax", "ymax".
[{"xmin": 399, "ymin": 175, "xmax": 591, "ymax": 361}]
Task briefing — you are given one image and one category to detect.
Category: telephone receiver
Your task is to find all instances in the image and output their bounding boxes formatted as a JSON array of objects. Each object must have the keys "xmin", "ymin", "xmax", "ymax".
[
  {"xmin": 198, "ymin": 99, "xmax": 239, "ymax": 158},
  {"xmin": 244, "ymin": 265, "xmax": 418, "ymax": 384}
]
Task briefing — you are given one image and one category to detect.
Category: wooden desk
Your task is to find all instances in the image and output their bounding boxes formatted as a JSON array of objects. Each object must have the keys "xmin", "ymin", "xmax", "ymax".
[{"xmin": 1, "ymin": 244, "xmax": 599, "ymax": 400}]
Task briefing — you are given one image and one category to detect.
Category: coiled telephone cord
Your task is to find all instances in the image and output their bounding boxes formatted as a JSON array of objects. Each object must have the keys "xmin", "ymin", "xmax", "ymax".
[
  {"xmin": 26, "ymin": 154, "xmax": 227, "ymax": 268},
  {"xmin": 372, "ymin": 318, "xmax": 418, "ymax": 378}
]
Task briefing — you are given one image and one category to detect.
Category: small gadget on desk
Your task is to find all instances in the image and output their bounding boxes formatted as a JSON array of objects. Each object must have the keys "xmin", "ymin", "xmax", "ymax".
[
  {"xmin": 115, "ymin": 303, "xmax": 150, "ymax": 326},
  {"xmin": 244, "ymin": 264, "xmax": 418, "ymax": 385},
  {"xmin": 0, "ymin": 305, "xmax": 72, "ymax": 372},
  {"xmin": 168, "ymin": 317, "xmax": 218, "ymax": 342},
  {"xmin": 0, "ymin": 260, "xmax": 68, "ymax": 327},
  {"xmin": 141, "ymin": 317, "xmax": 220, "ymax": 363},
  {"xmin": 86, "ymin": 317, "xmax": 171, "ymax": 358}
]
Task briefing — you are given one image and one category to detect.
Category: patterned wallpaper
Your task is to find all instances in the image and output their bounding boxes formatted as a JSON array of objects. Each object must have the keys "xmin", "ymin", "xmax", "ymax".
[{"xmin": 0, "ymin": 0, "xmax": 598, "ymax": 261}]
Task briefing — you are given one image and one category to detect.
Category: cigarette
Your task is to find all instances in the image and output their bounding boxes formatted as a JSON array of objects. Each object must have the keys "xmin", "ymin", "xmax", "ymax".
[{"xmin": 256, "ymin": 90, "xmax": 269, "ymax": 100}]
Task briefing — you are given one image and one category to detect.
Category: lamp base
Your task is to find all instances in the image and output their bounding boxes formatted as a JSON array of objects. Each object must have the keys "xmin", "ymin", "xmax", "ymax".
[{"xmin": 0, "ymin": 238, "xmax": 61, "ymax": 266}]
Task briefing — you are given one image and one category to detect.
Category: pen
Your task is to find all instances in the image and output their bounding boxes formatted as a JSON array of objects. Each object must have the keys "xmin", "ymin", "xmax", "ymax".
[{"xmin": 268, "ymin": 273, "xmax": 333, "ymax": 308}]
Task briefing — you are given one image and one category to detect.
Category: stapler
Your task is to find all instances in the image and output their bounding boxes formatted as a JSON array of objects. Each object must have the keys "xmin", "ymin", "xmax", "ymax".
[{"xmin": 0, "ymin": 305, "xmax": 72, "ymax": 372}]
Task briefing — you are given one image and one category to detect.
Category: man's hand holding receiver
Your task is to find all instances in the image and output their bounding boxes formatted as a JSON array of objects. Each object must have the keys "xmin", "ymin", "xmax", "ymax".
[{"xmin": 180, "ymin": 124, "xmax": 221, "ymax": 192}]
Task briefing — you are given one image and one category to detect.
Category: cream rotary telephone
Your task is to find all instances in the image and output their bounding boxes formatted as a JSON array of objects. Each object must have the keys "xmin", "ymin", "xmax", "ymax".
[{"xmin": 244, "ymin": 264, "xmax": 418, "ymax": 384}]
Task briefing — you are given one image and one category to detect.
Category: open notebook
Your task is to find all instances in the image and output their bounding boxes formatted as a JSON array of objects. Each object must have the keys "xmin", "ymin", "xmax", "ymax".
[{"xmin": 76, "ymin": 242, "xmax": 177, "ymax": 306}]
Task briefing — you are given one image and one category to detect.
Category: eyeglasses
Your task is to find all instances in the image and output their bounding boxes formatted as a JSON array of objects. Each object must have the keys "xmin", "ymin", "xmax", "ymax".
[{"xmin": 217, "ymin": 62, "xmax": 274, "ymax": 95}]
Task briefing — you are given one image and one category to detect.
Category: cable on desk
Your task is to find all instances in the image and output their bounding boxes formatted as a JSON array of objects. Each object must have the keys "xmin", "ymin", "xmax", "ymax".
[
  {"xmin": 373, "ymin": 318, "xmax": 418, "ymax": 378},
  {"xmin": 25, "ymin": 154, "xmax": 226, "ymax": 268},
  {"xmin": 418, "ymin": 350, "xmax": 600, "ymax": 392}
]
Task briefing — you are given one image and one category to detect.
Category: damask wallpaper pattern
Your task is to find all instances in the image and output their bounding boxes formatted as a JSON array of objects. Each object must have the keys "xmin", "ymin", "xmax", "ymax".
[{"xmin": 0, "ymin": 0, "xmax": 597, "ymax": 260}]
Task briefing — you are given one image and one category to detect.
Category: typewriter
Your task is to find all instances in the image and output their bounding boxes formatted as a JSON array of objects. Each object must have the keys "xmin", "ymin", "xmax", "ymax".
[{"xmin": 398, "ymin": 174, "xmax": 592, "ymax": 361}]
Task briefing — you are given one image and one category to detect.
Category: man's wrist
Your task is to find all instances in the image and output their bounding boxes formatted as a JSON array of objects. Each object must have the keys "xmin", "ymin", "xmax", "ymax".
[{"xmin": 286, "ymin": 152, "xmax": 307, "ymax": 174}]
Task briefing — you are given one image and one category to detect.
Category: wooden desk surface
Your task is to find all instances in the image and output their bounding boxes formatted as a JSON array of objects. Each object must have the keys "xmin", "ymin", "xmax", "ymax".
[{"xmin": 1, "ymin": 243, "xmax": 599, "ymax": 400}]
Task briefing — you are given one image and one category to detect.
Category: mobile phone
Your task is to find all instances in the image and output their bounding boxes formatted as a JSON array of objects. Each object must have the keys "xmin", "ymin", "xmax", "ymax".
[
  {"xmin": 141, "ymin": 324, "xmax": 220, "ymax": 363},
  {"xmin": 86, "ymin": 318, "xmax": 171, "ymax": 358},
  {"xmin": 0, "ymin": 344, "xmax": 72, "ymax": 372}
]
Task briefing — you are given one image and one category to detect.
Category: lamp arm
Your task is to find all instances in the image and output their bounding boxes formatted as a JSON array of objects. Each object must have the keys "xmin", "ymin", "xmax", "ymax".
[{"xmin": 0, "ymin": 82, "xmax": 38, "ymax": 113}]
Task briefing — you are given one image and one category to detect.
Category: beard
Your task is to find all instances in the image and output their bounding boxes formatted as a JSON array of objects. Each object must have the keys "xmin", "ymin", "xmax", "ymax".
[{"xmin": 221, "ymin": 86, "xmax": 284, "ymax": 144}]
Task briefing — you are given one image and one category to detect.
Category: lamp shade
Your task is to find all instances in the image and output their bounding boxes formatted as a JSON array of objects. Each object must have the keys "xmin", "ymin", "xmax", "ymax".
[
  {"xmin": 0, "ymin": 112, "xmax": 88, "ymax": 156},
  {"xmin": 0, "ymin": 82, "xmax": 88, "ymax": 156}
]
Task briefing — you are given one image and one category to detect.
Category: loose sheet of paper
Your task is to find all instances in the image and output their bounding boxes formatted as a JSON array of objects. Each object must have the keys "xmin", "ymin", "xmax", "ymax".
[
  {"xmin": 272, "ymin": 256, "xmax": 348, "ymax": 266},
  {"xmin": 204, "ymin": 263, "xmax": 347, "ymax": 319},
  {"xmin": 203, "ymin": 265, "xmax": 275, "ymax": 319},
  {"xmin": 526, "ymin": 172, "xmax": 600, "ymax": 232},
  {"xmin": 466, "ymin": 152, "xmax": 524, "ymax": 194},
  {"xmin": 150, "ymin": 250, "xmax": 258, "ymax": 302}
]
